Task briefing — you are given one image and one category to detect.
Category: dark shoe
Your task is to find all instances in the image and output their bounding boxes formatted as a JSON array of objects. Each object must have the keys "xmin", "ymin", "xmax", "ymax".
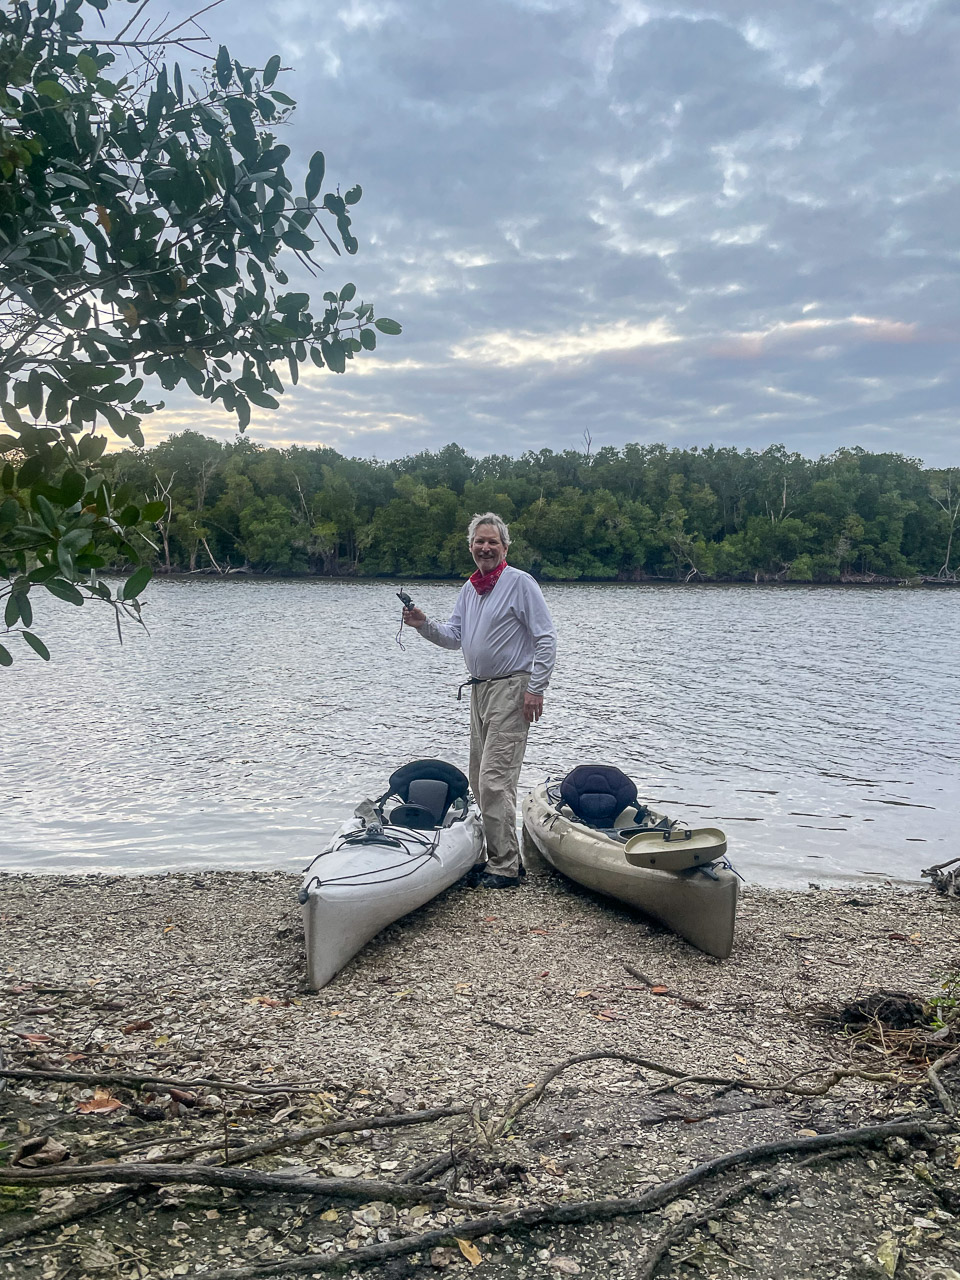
[
  {"xmin": 518, "ymin": 862, "xmax": 527, "ymax": 880},
  {"xmin": 464, "ymin": 862, "xmax": 488, "ymax": 887},
  {"xmin": 476, "ymin": 871, "xmax": 520, "ymax": 889}
]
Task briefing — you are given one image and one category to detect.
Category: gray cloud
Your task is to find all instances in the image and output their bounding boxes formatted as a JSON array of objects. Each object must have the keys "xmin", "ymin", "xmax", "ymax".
[{"xmin": 137, "ymin": 0, "xmax": 960, "ymax": 466}]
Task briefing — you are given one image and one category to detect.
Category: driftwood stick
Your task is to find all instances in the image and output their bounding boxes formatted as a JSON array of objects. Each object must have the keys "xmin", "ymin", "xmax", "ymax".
[
  {"xmin": 624, "ymin": 963, "xmax": 708, "ymax": 1010},
  {"xmin": 0, "ymin": 1162, "xmax": 444, "ymax": 1205},
  {"xmin": 922, "ymin": 855, "xmax": 960, "ymax": 875},
  {"xmin": 1, "ymin": 985, "xmax": 81, "ymax": 996},
  {"xmin": 399, "ymin": 1149, "xmax": 460, "ymax": 1185},
  {"xmin": 0, "ymin": 1066, "xmax": 325, "ymax": 1096},
  {"xmin": 478, "ymin": 1016, "xmax": 537, "ymax": 1036},
  {"xmin": 194, "ymin": 1119, "xmax": 945, "ymax": 1280},
  {"xmin": 208, "ymin": 1104, "xmax": 469, "ymax": 1167},
  {"xmin": 927, "ymin": 1045, "xmax": 960, "ymax": 1117}
]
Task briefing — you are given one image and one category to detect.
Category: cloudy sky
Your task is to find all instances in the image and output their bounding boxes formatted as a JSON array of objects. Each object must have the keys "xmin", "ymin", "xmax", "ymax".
[{"xmin": 139, "ymin": 0, "xmax": 958, "ymax": 464}]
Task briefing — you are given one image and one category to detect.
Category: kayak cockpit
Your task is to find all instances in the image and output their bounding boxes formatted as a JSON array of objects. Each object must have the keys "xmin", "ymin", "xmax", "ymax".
[
  {"xmin": 300, "ymin": 759, "xmax": 484, "ymax": 988},
  {"xmin": 362, "ymin": 757, "xmax": 473, "ymax": 831}
]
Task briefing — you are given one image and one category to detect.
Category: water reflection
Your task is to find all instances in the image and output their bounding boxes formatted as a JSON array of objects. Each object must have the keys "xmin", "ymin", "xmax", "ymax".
[{"xmin": 1, "ymin": 579, "xmax": 956, "ymax": 885}]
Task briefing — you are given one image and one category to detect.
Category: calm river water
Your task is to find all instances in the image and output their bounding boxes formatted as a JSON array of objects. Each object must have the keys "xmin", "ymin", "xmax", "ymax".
[{"xmin": 1, "ymin": 579, "xmax": 956, "ymax": 886}]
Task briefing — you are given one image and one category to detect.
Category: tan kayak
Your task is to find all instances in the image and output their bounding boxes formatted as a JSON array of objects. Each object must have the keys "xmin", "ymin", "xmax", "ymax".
[{"xmin": 521, "ymin": 780, "xmax": 738, "ymax": 959}]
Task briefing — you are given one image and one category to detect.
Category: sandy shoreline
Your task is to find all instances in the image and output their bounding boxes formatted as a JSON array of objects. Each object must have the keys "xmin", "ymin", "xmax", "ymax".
[
  {"xmin": 2, "ymin": 870, "xmax": 959, "ymax": 1279},
  {"xmin": 3, "ymin": 871, "xmax": 958, "ymax": 1093}
]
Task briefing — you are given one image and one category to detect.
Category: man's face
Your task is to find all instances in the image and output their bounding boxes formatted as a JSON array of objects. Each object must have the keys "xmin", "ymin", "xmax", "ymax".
[{"xmin": 470, "ymin": 524, "xmax": 507, "ymax": 572}]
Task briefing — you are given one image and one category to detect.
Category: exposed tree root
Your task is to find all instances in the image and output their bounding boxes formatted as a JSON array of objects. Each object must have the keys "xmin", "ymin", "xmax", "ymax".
[
  {"xmin": 191, "ymin": 1119, "xmax": 947, "ymax": 1280},
  {"xmin": 0, "ymin": 1105, "xmax": 465, "ymax": 1248},
  {"xmin": 636, "ymin": 1147, "xmax": 857, "ymax": 1280},
  {"xmin": 0, "ymin": 1066, "xmax": 328, "ymax": 1096},
  {"xmin": 0, "ymin": 1162, "xmax": 445, "ymax": 1205},
  {"xmin": 206, "ymin": 1105, "xmax": 469, "ymax": 1167},
  {"xmin": 494, "ymin": 1049, "xmax": 906, "ymax": 1141},
  {"xmin": 73, "ymin": 1105, "xmax": 468, "ymax": 1170},
  {"xmin": 927, "ymin": 1044, "xmax": 960, "ymax": 1116},
  {"xmin": 392, "ymin": 1046, "xmax": 902, "ymax": 1188},
  {"xmin": 637, "ymin": 1173, "xmax": 776, "ymax": 1280},
  {"xmin": 0, "ymin": 1046, "xmax": 949, "ymax": 1276}
]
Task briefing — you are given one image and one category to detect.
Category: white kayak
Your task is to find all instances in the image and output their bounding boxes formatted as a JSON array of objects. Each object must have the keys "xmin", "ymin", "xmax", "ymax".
[
  {"xmin": 300, "ymin": 760, "xmax": 484, "ymax": 989},
  {"xmin": 522, "ymin": 767, "xmax": 738, "ymax": 959}
]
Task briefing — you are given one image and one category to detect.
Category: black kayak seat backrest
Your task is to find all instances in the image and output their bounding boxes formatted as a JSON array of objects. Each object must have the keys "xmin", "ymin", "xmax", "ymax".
[
  {"xmin": 386, "ymin": 759, "xmax": 470, "ymax": 823},
  {"xmin": 407, "ymin": 778, "xmax": 450, "ymax": 825},
  {"xmin": 560, "ymin": 764, "xmax": 638, "ymax": 829}
]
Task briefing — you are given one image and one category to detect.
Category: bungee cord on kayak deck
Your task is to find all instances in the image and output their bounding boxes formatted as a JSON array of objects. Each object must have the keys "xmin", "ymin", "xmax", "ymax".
[{"xmin": 300, "ymin": 823, "xmax": 443, "ymax": 894}]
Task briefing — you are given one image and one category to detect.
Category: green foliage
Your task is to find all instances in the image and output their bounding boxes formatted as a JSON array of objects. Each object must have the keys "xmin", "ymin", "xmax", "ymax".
[
  {"xmin": 927, "ymin": 971, "xmax": 960, "ymax": 1030},
  {"xmin": 94, "ymin": 435, "xmax": 956, "ymax": 585},
  {"xmin": 0, "ymin": 1182, "xmax": 39, "ymax": 1213},
  {"xmin": 0, "ymin": 0, "xmax": 400, "ymax": 664}
]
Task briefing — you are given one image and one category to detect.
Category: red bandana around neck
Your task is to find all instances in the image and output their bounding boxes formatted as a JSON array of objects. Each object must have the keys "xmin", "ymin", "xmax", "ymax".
[{"xmin": 469, "ymin": 559, "xmax": 507, "ymax": 596}]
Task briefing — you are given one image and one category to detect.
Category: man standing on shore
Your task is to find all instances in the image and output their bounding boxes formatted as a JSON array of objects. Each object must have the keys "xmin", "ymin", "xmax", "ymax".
[{"xmin": 402, "ymin": 512, "xmax": 557, "ymax": 888}]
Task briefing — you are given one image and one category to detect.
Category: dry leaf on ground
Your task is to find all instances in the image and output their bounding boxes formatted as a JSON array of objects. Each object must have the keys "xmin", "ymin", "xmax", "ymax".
[
  {"xmin": 456, "ymin": 1238, "xmax": 482, "ymax": 1265},
  {"xmin": 76, "ymin": 1090, "xmax": 126, "ymax": 1114},
  {"xmin": 12, "ymin": 1137, "xmax": 70, "ymax": 1167}
]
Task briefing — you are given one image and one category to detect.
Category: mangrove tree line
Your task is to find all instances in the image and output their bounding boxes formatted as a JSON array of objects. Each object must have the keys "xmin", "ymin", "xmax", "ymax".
[{"xmin": 101, "ymin": 433, "xmax": 960, "ymax": 583}]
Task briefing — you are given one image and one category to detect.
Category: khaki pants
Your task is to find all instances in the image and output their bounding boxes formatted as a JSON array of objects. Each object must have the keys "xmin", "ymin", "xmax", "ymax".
[{"xmin": 469, "ymin": 673, "xmax": 530, "ymax": 877}]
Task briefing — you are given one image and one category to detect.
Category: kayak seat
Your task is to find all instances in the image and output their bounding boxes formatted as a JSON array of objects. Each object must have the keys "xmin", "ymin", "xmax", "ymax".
[
  {"xmin": 390, "ymin": 802, "xmax": 440, "ymax": 830},
  {"xmin": 560, "ymin": 764, "xmax": 638, "ymax": 829},
  {"xmin": 407, "ymin": 778, "xmax": 450, "ymax": 825},
  {"xmin": 386, "ymin": 759, "xmax": 470, "ymax": 824}
]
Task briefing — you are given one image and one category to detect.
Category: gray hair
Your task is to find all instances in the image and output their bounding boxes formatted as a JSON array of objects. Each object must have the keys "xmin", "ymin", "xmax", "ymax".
[{"xmin": 467, "ymin": 511, "xmax": 510, "ymax": 549}]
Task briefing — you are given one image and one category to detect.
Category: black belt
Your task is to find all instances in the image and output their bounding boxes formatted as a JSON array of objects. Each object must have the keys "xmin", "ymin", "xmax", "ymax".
[{"xmin": 457, "ymin": 670, "xmax": 530, "ymax": 702}]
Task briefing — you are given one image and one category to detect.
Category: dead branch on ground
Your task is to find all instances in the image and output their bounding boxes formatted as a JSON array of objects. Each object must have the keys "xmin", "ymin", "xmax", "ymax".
[
  {"xmin": 0, "ymin": 1066, "xmax": 326, "ymax": 1096},
  {"xmin": 637, "ymin": 1147, "xmax": 857, "ymax": 1280},
  {"xmin": 193, "ymin": 1120, "xmax": 948, "ymax": 1280},
  {"xmin": 624, "ymin": 963, "xmax": 708, "ymax": 1009},
  {"xmin": 0, "ymin": 1163, "xmax": 445, "ymax": 1205},
  {"xmin": 928, "ymin": 1044, "xmax": 960, "ymax": 1116}
]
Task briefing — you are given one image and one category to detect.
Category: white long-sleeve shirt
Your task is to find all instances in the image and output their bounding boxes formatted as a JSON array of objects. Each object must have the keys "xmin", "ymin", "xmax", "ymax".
[{"xmin": 418, "ymin": 566, "xmax": 557, "ymax": 695}]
